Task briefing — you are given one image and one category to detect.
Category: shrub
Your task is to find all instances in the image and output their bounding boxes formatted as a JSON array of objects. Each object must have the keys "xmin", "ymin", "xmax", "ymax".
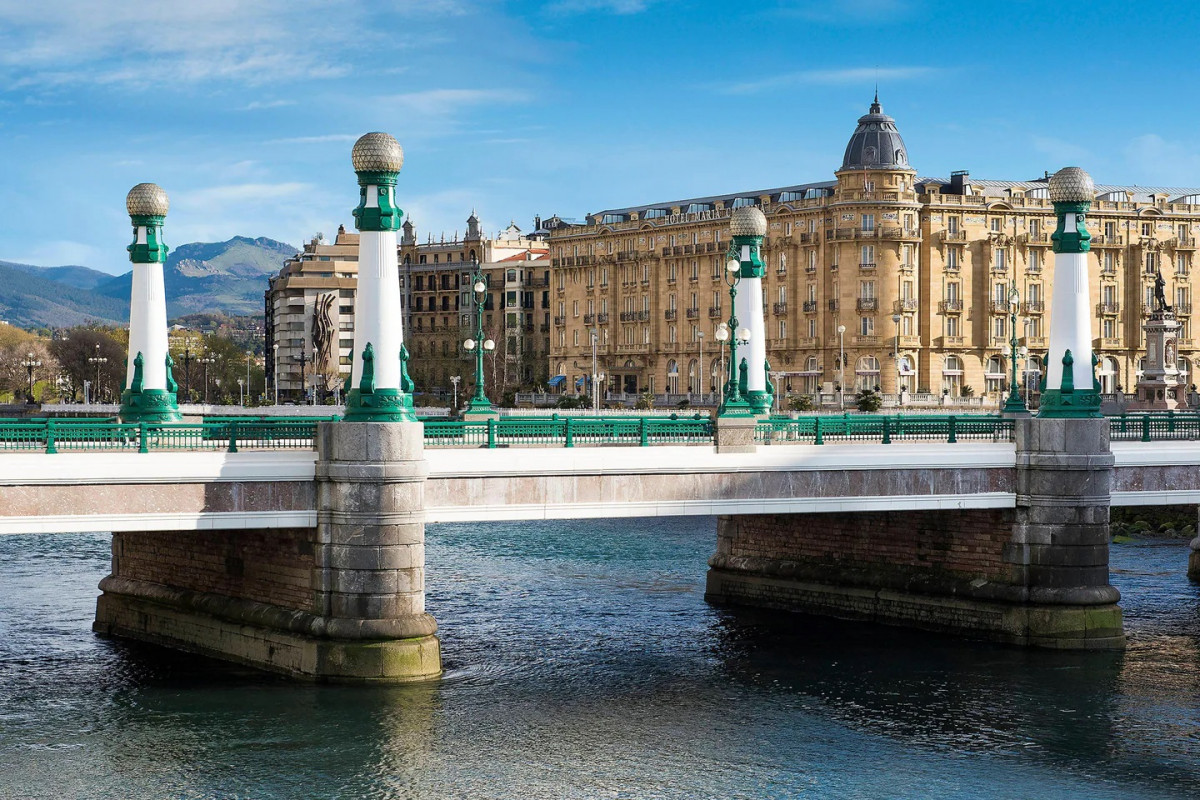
[
  {"xmin": 855, "ymin": 389, "xmax": 883, "ymax": 413},
  {"xmin": 788, "ymin": 394, "xmax": 814, "ymax": 412}
]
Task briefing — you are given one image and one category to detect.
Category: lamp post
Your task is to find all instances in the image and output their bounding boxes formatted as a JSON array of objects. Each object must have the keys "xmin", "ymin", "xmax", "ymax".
[
  {"xmin": 697, "ymin": 330, "xmax": 704, "ymax": 398},
  {"xmin": 272, "ymin": 342, "xmax": 279, "ymax": 406},
  {"xmin": 590, "ymin": 327, "xmax": 599, "ymax": 415},
  {"xmin": 238, "ymin": 378, "xmax": 245, "ymax": 406},
  {"xmin": 22, "ymin": 352, "xmax": 41, "ymax": 403},
  {"xmin": 463, "ymin": 255, "xmax": 496, "ymax": 417},
  {"xmin": 837, "ymin": 324, "xmax": 846, "ymax": 410},
  {"xmin": 1003, "ymin": 280, "xmax": 1030, "ymax": 415},
  {"xmin": 715, "ymin": 256, "xmax": 752, "ymax": 416},
  {"xmin": 183, "ymin": 336, "xmax": 195, "ymax": 402},
  {"xmin": 245, "ymin": 351, "xmax": 252, "ymax": 406},
  {"xmin": 1019, "ymin": 345, "xmax": 1030, "ymax": 407},
  {"xmin": 296, "ymin": 349, "xmax": 308, "ymax": 404},
  {"xmin": 450, "ymin": 375, "xmax": 460, "ymax": 413},
  {"xmin": 891, "ymin": 311, "xmax": 903, "ymax": 404},
  {"xmin": 88, "ymin": 344, "xmax": 108, "ymax": 404},
  {"xmin": 311, "ymin": 346, "xmax": 319, "ymax": 405},
  {"xmin": 198, "ymin": 355, "xmax": 215, "ymax": 403}
]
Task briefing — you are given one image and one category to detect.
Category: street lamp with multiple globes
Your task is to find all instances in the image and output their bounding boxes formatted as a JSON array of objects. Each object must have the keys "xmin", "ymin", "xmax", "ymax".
[
  {"xmin": 21, "ymin": 352, "xmax": 41, "ymax": 403},
  {"xmin": 837, "ymin": 324, "xmax": 847, "ymax": 410},
  {"xmin": 198, "ymin": 355, "xmax": 216, "ymax": 403},
  {"xmin": 891, "ymin": 311, "xmax": 903, "ymax": 404},
  {"xmin": 715, "ymin": 257, "xmax": 752, "ymax": 416},
  {"xmin": 182, "ymin": 336, "xmax": 196, "ymax": 401},
  {"xmin": 1003, "ymin": 280, "xmax": 1030, "ymax": 415},
  {"xmin": 88, "ymin": 344, "xmax": 108, "ymax": 404},
  {"xmin": 450, "ymin": 375, "xmax": 461, "ymax": 413},
  {"xmin": 462, "ymin": 256, "xmax": 497, "ymax": 417},
  {"xmin": 272, "ymin": 342, "xmax": 279, "ymax": 406}
]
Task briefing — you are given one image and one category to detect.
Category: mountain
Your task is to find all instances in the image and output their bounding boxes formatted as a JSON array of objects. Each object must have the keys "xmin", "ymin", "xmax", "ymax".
[
  {"xmin": 0, "ymin": 261, "xmax": 128, "ymax": 327},
  {"xmin": 95, "ymin": 236, "xmax": 298, "ymax": 317}
]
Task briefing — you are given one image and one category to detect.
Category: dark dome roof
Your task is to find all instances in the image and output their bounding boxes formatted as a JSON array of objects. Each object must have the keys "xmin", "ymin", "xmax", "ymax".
[{"xmin": 840, "ymin": 94, "xmax": 910, "ymax": 172}]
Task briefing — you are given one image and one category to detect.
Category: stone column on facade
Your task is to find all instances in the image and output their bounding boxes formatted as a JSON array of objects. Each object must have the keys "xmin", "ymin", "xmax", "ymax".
[
  {"xmin": 313, "ymin": 421, "xmax": 440, "ymax": 680},
  {"xmin": 119, "ymin": 183, "xmax": 181, "ymax": 422},
  {"xmin": 729, "ymin": 206, "xmax": 771, "ymax": 416},
  {"xmin": 344, "ymin": 132, "xmax": 416, "ymax": 422}
]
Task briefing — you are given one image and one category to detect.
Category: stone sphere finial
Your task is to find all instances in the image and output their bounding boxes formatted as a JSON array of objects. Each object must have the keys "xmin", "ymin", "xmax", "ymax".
[
  {"xmin": 730, "ymin": 205, "xmax": 767, "ymax": 237},
  {"xmin": 352, "ymin": 132, "xmax": 405, "ymax": 173},
  {"xmin": 126, "ymin": 183, "xmax": 169, "ymax": 217},
  {"xmin": 1048, "ymin": 167, "xmax": 1095, "ymax": 204}
]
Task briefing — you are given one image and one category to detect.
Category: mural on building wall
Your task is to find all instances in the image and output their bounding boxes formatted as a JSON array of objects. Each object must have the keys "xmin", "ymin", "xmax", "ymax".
[{"xmin": 312, "ymin": 293, "xmax": 336, "ymax": 390}]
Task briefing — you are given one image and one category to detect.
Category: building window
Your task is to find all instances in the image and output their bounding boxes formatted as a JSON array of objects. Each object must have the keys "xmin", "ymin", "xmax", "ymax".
[
  {"xmin": 861, "ymin": 214, "xmax": 875, "ymax": 232},
  {"xmin": 860, "ymin": 316, "xmax": 874, "ymax": 336}
]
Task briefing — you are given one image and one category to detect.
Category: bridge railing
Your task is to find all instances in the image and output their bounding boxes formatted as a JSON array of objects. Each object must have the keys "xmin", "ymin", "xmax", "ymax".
[
  {"xmin": 1109, "ymin": 411, "xmax": 1200, "ymax": 442},
  {"xmin": 755, "ymin": 414, "xmax": 1015, "ymax": 445},
  {"xmin": 0, "ymin": 420, "xmax": 323, "ymax": 454},
  {"xmin": 422, "ymin": 415, "xmax": 714, "ymax": 448}
]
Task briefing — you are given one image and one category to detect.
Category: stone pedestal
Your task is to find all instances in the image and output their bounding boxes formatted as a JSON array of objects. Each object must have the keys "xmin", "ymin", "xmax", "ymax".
[
  {"xmin": 1190, "ymin": 532, "xmax": 1200, "ymax": 582},
  {"xmin": 1007, "ymin": 417, "xmax": 1124, "ymax": 647},
  {"xmin": 94, "ymin": 421, "xmax": 441, "ymax": 682},
  {"xmin": 1131, "ymin": 309, "xmax": 1185, "ymax": 410},
  {"xmin": 714, "ymin": 415, "xmax": 757, "ymax": 453}
]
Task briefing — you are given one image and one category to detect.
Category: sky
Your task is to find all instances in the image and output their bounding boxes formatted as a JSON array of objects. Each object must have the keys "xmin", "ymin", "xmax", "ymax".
[{"xmin": 3, "ymin": 0, "xmax": 1200, "ymax": 275}]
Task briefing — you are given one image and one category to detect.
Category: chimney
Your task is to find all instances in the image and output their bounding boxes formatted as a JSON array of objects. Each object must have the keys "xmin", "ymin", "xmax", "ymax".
[{"xmin": 949, "ymin": 170, "xmax": 970, "ymax": 195}]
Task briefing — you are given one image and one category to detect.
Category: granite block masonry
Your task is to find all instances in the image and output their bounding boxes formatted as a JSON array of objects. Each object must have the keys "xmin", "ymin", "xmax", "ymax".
[
  {"xmin": 94, "ymin": 421, "xmax": 441, "ymax": 682},
  {"xmin": 706, "ymin": 416, "xmax": 1125, "ymax": 649}
]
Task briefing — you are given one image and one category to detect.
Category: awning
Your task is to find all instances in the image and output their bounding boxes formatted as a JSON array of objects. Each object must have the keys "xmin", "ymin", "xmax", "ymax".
[
  {"xmin": 548, "ymin": 375, "xmax": 566, "ymax": 387},
  {"xmin": 575, "ymin": 376, "xmax": 586, "ymax": 387}
]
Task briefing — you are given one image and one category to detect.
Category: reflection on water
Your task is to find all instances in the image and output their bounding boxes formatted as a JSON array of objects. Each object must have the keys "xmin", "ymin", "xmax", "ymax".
[{"xmin": 1, "ymin": 523, "xmax": 1199, "ymax": 799}]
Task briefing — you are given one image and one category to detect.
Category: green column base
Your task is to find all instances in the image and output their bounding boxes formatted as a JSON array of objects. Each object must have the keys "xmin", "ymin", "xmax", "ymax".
[
  {"xmin": 461, "ymin": 397, "xmax": 498, "ymax": 420},
  {"xmin": 747, "ymin": 389, "xmax": 772, "ymax": 416},
  {"xmin": 343, "ymin": 388, "xmax": 417, "ymax": 422},
  {"xmin": 1037, "ymin": 388, "xmax": 1102, "ymax": 418},
  {"xmin": 119, "ymin": 388, "xmax": 182, "ymax": 423}
]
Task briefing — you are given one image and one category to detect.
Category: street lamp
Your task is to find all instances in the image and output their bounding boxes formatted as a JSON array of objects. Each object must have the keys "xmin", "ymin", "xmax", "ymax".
[
  {"xmin": 590, "ymin": 327, "xmax": 600, "ymax": 415},
  {"xmin": 198, "ymin": 355, "xmax": 216, "ymax": 403},
  {"xmin": 697, "ymin": 330, "xmax": 704, "ymax": 398},
  {"xmin": 272, "ymin": 342, "xmax": 279, "ymax": 406},
  {"xmin": 21, "ymin": 352, "xmax": 41, "ymax": 403},
  {"xmin": 245, "ymin": 351, "xmax": 252, "ymax": 406},
  {"xmin": 294, "ymin": 349, "xmax": 309, "ymax": 404},
  {"xmin": 1019, "ymin": 345, "xmax": 1030, "ymax": 407},
  {"xmin": 715, "ymin": 257, "xmax": 752, "ymax": 416},
  {"xmin": 891, "ymin": 312, "xmax": 903, "ymax": 404},
  {"xmin": 88, "ymin": 344, "xmax": 108, "ymax": 404},
  {"xmin": 182, "ymin": 336, "xmax": 195, "ymax": 402},
  {"xmin": 463, "ymin": 256, "xmax": 497, "ymax": 416},
  {"xmin": 837, "ymin": 324, "xmax": 847, "ymax": 410},
  {"xmin": 1002, "ymin": 280, "xmax": 1029, "ymax": 415},
  {"xmin": 238, "ymin": 378, "xmax": 245, "ymax": 406},
  {"xmin": 450, "ymin": 375, "xmax": 461, "ymax": 413}
]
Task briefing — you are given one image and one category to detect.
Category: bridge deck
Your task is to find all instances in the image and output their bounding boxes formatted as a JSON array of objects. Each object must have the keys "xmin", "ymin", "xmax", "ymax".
[{"xmin": 0, "ymin": 442, "xmax": 1197, "ymax": 534}]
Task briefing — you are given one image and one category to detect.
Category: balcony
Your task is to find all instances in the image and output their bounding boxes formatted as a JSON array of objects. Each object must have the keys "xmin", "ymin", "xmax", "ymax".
[
  {"xmin": 1180, "ymin": 338, "xmax": 1197, "ymax": 350},
  {"xmin": 664, "ymin": 309, "xmax": 677, "ymax": 321},
  {"xmin": 898, "ymin": 335, "xmax": 922, "ymax": 348},
  {"xmin": 828, "ymin": 299, "xmax": 839, "ymax": 311},
  {"xmin": 686, "ymin": 308, "xmax": 700, "ymax": 319},
  {"xmin": 597, "ymin": 313, "xmax": 610, "ymax": 324},
  {"xmin": 856, "ymin": 298, "xmax": 878, "ymax": 312},
  {"xmin": 1022, "ymin": 301, "xmax": 1046, "ymax": 314},
  {"xmin": 988, "ymin": 300, "xmax": 1010, "ymax": 315},
  {"xmin": 1177, "ymin": 302, "xmax": 1193, "ymax": 315},
  {"xmin": 1023, "ymin": 232, "xmax": 1051, "ymax": 246},
  {"xmin": 940, "ymin": 335, "xmax": 965, "ymax": 347},
  {"xmin": 619, "ymin": 311, "xmax": 636, "ymax": 322},
  {"xmin": 944, "ymin": 260, "xmax": 961, "ymax": 272},
  {"xmin": 637, "ymin": 310, "xmax": 651, "ymax": 322},
  {"xmin": 583, "ymin": 313, "xmax": 595, "ymax": 324},
  {"xmin": 1096, "ymin": 302, "xmax": 1120, "ymax": 316},
  {"xmin": 859, "ymin": 262, "xmax": 877, "ymax": 271},
  {"xmin": 895, "ymin": 298, "xmax": 919, "ymax": 312},
  {"xmin": 708, "ymin": 306, "xmax": 723, "ymax": 319},
  {"xmin": 799, "ymin": 232, "xmax": 819, "ymax": 244},
  {"xmin": 943, "ymin": 230, "xmax": 967, "ymax": 242},
  {"xmin": 853, "ymin": 335, "xmax": 880, "ymax": 346},
  {"xmin": 773, "ymin": 302, "xmax": 788, "ymax": 315},
  {"xmin": 802, "ymin": 300, "xmax": 819, "ymax": 313},
  {"xmin": 1174, "ymin": 237, "xmax": 1196, "ymax": 250},
  {"xmin": 796, "ymin": 336, "xmax": 820, "ymax": 349},
  {"xmin": 804, "ymin": 263, "xmax": 817, "ymax": 273},
  {"xmin": 1098, "ymin": 337, "xmax": 1122, "ymax": 349},
  {"xmin": 616, "ymin": 343, "xmax": 650, "ymax": 354},
  {"xmin": 539, "ymin": 323, "xmax": 550, "ymax": 332},
  {"xmin": 553, "ymin": 315, "xmax": 566, "ymax": 325},
  {"xmin": 1024, "ymin": 336, "xmax": 1047, "ymax": 348},
  {"xmin": 1092, "ymin": 234, "xmax": 1124, "ymax": 247}
]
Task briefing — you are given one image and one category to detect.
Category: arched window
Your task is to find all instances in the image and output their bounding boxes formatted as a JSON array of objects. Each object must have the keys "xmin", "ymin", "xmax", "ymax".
[
  {"xmin": 897, "ymin": 355, "xmax": 915, "ymax": 392},
  {"xmin": 687, "ymin": 358, "xmax": 699, "ymax": 394},
  {"xmin": 1099, "ymin": 356, "xmax": 1119, "ymax": 395},
  {"xmin": 801, "ymin": 355, "xmax": 821, "ymax": 395},
  {"xmin": 855, "ymin": 355, "xmax": 880, "ymax": 391},
  {"xmin": 985, "ymin": 356, "xmax": 1006, "ymax": 394},
  {"xmin": 942, "ymin": 355, "xmax": 964, "ymax": 397},
  {"xmin": 667, "ymin": 359, "xmax": 679, "ymax": 394},
  {"xmin": 1024, "ymin": 354, "xmax": 1043, "ymax": 394}
]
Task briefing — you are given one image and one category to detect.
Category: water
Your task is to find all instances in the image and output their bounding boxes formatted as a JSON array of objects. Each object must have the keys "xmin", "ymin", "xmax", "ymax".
[{"xmin": 2, "ymin": 521, "xmax": 1200, "ymax": 799}]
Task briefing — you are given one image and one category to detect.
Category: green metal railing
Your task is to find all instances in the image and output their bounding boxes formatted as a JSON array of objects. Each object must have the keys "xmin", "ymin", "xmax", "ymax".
[
  {"xmin": 1109, "ymin": 411, "xmax": 1200, "ymax": 442},
  {"xmin": 0, "ymin": 420, "xmax": 321, "ymax": 454},
  {"xmin": 754, "ymin": 414, "xmax": 1016, "ymax": 445},
  {"xmin": 422, "ymin": 415, "xmax": 714, "ymax": 449}
]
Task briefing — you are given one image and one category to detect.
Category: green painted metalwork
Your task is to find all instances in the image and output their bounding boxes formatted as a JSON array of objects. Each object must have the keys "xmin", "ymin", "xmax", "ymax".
[
  {"xmin": 127, "ymin": 214, "xmax": 168, "ymax": 263},
  {"xmin": 1051, "ymin": 200, "xmax": 1092, "ymax": 254},
  {"xmin": 353, "ymin": 172, "xmax": 402, "ymax": 232}
]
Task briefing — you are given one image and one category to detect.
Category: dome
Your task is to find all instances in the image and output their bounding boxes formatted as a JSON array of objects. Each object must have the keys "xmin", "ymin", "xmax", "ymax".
[
  {"xmin": 1048, "ymin": 167, "xmax": 1095, "ymax": 203},
  {"xmin": 126, "ymin": 183, "xmax": 169, "ymax": 217},
  {"xmin": 730, "ymin": 205, "xmax": 767, "ymax": 237},
  {"xmin": 840, "ymin": 94, "xmax": 911, "ymax": 171},
  {"xmin": 351, "ymin": 132, "xmax": 404, "ymax": 173}
]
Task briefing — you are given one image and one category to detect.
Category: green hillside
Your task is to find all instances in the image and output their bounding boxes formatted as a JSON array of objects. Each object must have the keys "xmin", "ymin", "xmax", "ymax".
[{"xmin": 0, "ymin": 262, "xmax": 128, "ymax": 327}]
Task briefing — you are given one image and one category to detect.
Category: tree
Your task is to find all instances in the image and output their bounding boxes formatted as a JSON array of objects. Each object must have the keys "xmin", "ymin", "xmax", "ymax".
[
  {"xmin": 49, "ymin": 328, "xmax": 124, "ymax": 403},
  {"xmin": 855, "ymin": 388, "xmax": 883, "ymax": 413},
  {"xmin": 0, "ymin": 327, "xmax": 58, "ymax": 403}
]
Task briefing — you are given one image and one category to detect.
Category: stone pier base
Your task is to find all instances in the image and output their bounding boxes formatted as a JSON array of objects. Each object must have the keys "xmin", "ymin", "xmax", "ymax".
[
  {"xmin": 1190, "ymin": 534, "xmax": 1200, "ymax": 582},
  {"xmin": 94, "ymin": 422, "xmax": 442, "ymax": 683}
]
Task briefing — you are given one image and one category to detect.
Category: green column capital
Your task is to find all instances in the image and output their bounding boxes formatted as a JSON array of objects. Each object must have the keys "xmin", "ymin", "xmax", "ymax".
[
  {"xmin": 353, "ymin": 170, "xmax": 403, "ymax": 232},
  {"xmin": 1051, "ymin": 200, "xmax": 1092, "ymax": 254},
  {"xmin": 731, "ymin": 234, "xmax": 765, "ymax": 278}
]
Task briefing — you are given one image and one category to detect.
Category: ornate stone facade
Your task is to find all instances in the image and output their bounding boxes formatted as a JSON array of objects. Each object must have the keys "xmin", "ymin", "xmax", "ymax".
[{"xmin": 547, "ymin": 98, "xmax": 1200, "ymax": 402}]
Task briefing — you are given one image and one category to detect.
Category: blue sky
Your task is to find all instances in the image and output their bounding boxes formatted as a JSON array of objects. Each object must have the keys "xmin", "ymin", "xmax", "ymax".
[{"xmin": 2, "ymin": 0, "xmax": 1200, "ymax": 275}]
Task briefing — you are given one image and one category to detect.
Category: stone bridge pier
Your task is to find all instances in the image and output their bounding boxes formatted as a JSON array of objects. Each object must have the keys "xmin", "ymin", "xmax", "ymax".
[
  {"xmin": 94, "ymin": 422, "xmax": 441, "ymax": 682},
  {"xmin": 707, "ymin": 417, "xmax": 1125, "ymax": 649}
]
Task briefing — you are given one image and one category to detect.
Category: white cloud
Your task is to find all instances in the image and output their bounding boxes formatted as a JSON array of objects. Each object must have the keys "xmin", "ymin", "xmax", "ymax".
[
  {"xmin": 1123, "ymin": 134, "xmax": 1200, "ymax": 187},
  {"xmin": 718, "ymin": 66, "xmax": 938, "ymax": 95},
  {"xmin": 380, "ymin": 88, "xmax": 531, "ymax": 116},
  {"xmin": 544, "ymin": 0, "xmax": 658, "ymax": 13},
  {"xmin": 266, "ymin": 134, "xmax": 361, "ymax": 145},
  {"xmin": 243, "ymin": 99, "xmax": 298, "ymax": 111}
]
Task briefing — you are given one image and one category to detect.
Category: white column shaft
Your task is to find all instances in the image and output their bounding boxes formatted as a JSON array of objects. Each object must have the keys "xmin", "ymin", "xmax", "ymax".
[
  {"xmin": 736, "ymin": 276, "xmax": 767, "ymax": 392},
  {"xmin": 1045, "ymin": 245, "xmax": 1093, "ymax": 391},
  {"xmin": 352, "ymin": 225, "xmax": 402, "ymax": 390},
  {"xmin": 126, "ymin": 229, "xmax": 169, "ymax": 391}
]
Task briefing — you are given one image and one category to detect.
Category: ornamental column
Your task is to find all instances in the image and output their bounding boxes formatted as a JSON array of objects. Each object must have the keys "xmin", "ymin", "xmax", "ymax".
[
  {"xmin": 344, "ymin": 132, "xmax": 415, "ymax": 422},
  {"xmin": 730, "ymin": 206, "xmax": 771, "ymax": 415},
  {"xmin": 120, "ymin": 183, "xmax": 181, "ymax": 423},
  {"xmin": 1040, "ymin": 166, "xmax": 1100, "ymax": 418}
]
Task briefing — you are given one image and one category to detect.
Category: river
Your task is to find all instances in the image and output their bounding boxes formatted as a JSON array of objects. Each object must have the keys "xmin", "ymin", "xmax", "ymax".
[{"xmin": 1, "ymin": 519, "xmax": 1199, "ymax": 799}]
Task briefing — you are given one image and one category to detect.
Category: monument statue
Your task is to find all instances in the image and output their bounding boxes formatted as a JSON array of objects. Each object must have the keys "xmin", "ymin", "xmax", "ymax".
[{"xmin": 1154, "ymin": 270, "xmax": 1171, "ymax": 311}]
